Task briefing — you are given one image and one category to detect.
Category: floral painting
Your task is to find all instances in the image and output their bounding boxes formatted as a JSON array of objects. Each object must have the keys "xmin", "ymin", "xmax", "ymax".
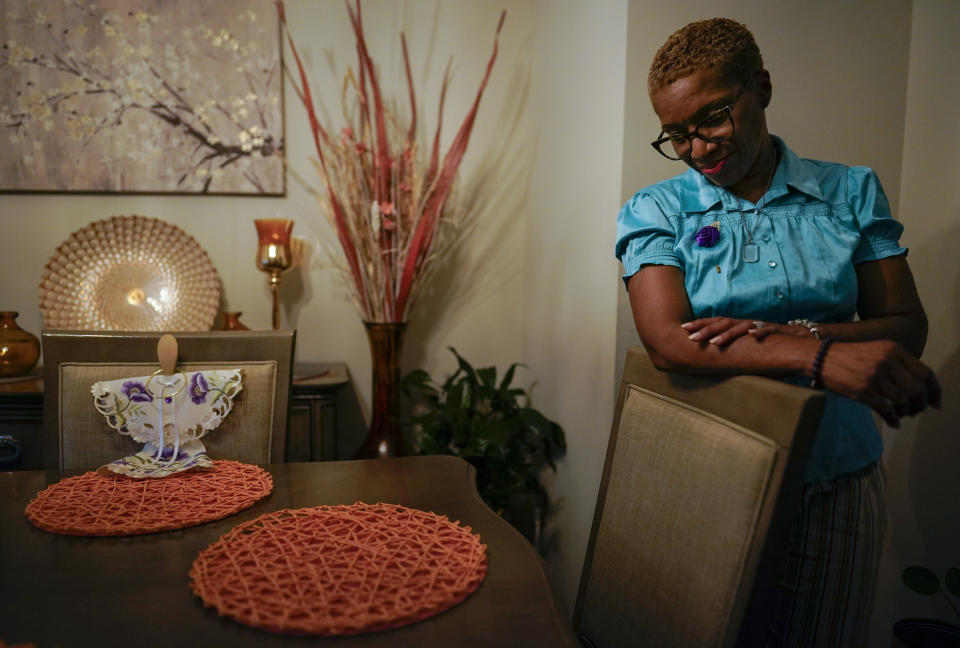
[{"xmin": 0, "ymin": 0, "xmax": 284, "ymax": 194}]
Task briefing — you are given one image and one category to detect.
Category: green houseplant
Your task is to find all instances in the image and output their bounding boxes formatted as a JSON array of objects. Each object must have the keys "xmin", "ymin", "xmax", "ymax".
[
  {"xmin": 894, "ymin": 565, "xmax": 960, "ymax": 647},
  {"xmin": 402, "ymin": 348, "xmax": 566, "ymax": 553}
]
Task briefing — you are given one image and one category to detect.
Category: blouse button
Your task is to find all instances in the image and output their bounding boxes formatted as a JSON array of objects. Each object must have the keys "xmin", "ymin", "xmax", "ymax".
[
  {"xmin": 768, "ymin": 261, "xmax": 777, "ymax": 268},
  {"xmin": 761, "ymin": 234, "xmax": 770, "ymax": 242},
  {"xmin": 775, "ymin": 290, "xmax": 784, "ymax": 299}
]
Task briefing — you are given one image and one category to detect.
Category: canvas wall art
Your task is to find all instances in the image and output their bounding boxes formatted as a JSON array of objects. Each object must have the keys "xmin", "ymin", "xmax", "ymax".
[{"xmin": 0, "ymin": 0, "xmax": 284, "ymax": 195}]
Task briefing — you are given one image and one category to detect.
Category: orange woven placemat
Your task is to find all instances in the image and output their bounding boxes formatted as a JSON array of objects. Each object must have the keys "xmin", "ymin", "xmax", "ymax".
[
  {"xmin": 24, "ymin": 460, "xmax": 272, "ymax": 536},
  {"xmin": 189, "ymin": 502, "xmax": 488, "ymax": 636}
]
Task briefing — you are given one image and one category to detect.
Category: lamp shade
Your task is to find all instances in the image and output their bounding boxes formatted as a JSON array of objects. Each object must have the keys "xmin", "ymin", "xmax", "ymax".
[{"xmin": 254, "ymin": 219, "xmax": 294, "ymax": 272}]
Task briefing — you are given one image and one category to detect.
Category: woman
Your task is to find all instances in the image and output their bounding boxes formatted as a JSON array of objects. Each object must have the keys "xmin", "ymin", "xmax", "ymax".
[{"xmin": 616, "ymin": 18, "xmax": 940, "ymax": 648}]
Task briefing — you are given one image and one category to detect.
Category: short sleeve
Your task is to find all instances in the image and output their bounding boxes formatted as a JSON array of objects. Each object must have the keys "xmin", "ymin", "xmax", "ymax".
[
  {"xmin": 848, "ymin": 166, "xmax": 907, "ymax": 264},
  {"xmin": 615, "ymin": 192, "xmax": 682, "ymax": 286}
]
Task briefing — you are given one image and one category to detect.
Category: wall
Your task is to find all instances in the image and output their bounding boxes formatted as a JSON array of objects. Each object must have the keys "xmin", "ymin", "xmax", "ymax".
[
  {"xmin": 525, "ymin": 0, "xmax": 626, "ymax": 611},
  {"xmin": 874, "ymin": 0, "xmax": 960, "ymax": 640}
]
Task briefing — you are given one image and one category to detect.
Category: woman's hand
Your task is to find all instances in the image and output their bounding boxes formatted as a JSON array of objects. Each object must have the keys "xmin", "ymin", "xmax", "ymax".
[
  {"xmin": 748, "ymin": 322, "xmax": 813, "ymax": 340},
  {"xmin": 820, "ymin": 340, "xmax": 941, "ymax": 428},
  {"xmin": 681, "ymin": 317, "xmax": 809, "ymax": 346},
  {"xmin": 681, "ymin": 317, "xmax": 755, "ymax": 345}
]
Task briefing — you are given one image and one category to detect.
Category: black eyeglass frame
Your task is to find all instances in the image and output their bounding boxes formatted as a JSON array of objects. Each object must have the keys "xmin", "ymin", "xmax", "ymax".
[{"xmin": 650, "ymin": 76, "xmax": 753, "ymax": 161}]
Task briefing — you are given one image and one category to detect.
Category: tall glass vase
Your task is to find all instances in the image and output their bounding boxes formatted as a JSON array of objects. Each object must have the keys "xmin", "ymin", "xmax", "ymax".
[{"xmin": 354, "ymin": 321, "xmax": 408, "ymax": 459}]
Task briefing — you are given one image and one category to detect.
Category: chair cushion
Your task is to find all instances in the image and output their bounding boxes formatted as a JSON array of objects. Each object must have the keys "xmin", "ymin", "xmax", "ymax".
[
  {"xmin": 58, "ymin": 361, "xmax": 278, "ymax": 470},
  {"xmin": 580, "ymin": 384, "xmax": 778, "ymax": 648}
]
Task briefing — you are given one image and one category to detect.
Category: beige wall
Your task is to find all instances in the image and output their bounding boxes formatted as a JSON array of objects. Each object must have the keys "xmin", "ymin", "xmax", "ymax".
[
  {"xmin": 874, "ymin": 0, "xmax": 960, "ymax": 637},
  {"xmin": 525, "ymin": 0, "xmax": 626, "ymax": 611}
]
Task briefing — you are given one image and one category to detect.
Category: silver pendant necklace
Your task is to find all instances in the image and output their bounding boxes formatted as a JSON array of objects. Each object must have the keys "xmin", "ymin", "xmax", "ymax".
[
  {"xmin": 736, "ymin": 150, "xmax": 779, "ymax": 263},
  {"xmin": 739, "ymin": 211, "xmax": 762, "ymax": 263}
]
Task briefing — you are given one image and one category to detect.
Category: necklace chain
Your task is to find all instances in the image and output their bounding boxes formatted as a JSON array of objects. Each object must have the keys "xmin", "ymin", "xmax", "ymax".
[{"xmin": 736, "ymin": 149, "xmax": 779, "ymax": 261}]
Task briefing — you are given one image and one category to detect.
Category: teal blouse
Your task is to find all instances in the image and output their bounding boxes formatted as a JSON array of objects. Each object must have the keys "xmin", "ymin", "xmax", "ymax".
[{"xmin": 616, "ymin": 136, "xmax": 906, "ymax": 482}]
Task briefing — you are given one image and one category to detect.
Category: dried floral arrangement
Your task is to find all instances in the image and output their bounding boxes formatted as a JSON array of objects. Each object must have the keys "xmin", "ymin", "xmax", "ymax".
[{"xmin": 276, "ymin": 0, "xmax": 505, "ymax": 323}]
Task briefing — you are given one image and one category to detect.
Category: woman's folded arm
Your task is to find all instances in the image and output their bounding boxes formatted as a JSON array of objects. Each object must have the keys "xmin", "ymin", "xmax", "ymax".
[{"xmin": 627, "ymin": 263, "xmax": 940, "ymax": 427}]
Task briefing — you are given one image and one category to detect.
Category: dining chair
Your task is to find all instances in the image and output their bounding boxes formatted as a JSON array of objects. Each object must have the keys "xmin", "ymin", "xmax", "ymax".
[
  {"xmin": 41, "ymin": 329, "xmax": 295, "ymax": 471},
  {"xmin": 574, "ymin": 346, "xmax": 825, "ymax": 648}
]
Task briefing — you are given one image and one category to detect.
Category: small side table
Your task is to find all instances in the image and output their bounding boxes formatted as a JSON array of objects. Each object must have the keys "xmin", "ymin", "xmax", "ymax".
[
  {"xmin": 288, "ymin": 362, "xmax": 350, "ymax": 462},
  {"xmin": 0, "ymin": 375, "xmax": 44, "ymax": 470}
]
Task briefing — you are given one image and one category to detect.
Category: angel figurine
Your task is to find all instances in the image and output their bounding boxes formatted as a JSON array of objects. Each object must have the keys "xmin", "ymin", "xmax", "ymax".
[{"xmin": 91, "ymin": 368, "xmax": 243, "ymax": 478}]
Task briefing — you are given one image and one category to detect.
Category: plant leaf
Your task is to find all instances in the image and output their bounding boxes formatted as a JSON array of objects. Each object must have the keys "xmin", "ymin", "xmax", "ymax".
[
  {"xmin": 401, "ymin": 368, "xmax": 433, "ymax": 395},
  {"xmin": 477, "ymin": 366, "xmax": 497, "ymax": 389},
  {"xmin": 903, "ymin": 565, "xmax": 940, "ymax": 595},
  {"xmin": 499, "ymin": 362, "xmax": 523, "ymax": 390},
  {"xmin": 401, "ymin": 344, "xmax": 566, "ymax": 553},
  {"xmin": 450, "ymin": 347, "xmax": 480, "ymax": 388}
]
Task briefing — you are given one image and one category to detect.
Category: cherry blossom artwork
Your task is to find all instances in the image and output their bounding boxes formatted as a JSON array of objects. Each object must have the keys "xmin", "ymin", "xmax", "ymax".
[{"xmin": 0, "ymin": 0, "xmax": 284, "ymax": 194}]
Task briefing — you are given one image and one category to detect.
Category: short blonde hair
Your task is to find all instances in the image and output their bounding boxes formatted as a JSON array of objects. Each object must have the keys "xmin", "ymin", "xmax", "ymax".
[{"xmin": 648, "ymin": 18, "xmax": 763, "ymax": 97}]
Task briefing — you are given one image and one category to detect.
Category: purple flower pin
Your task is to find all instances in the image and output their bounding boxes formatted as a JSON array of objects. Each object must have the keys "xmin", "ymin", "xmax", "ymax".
[
  {"xmin": 121, "ymin": 380, "xmax": 152, "ymax": 403},
  {"xmin": 694, "ymin": 223, "xmax": 721, "ymax": 248},
  {"xmin": 189, "ymin": 373, "xmax": 209, "ymax": 404}
]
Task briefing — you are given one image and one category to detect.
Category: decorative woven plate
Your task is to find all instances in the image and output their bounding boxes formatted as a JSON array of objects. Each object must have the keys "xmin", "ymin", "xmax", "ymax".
[
  {"xmin": 190, "ymin": 502, "xmax": 488, "ymax": 636},
  {"xmin": 25, "ymin": 461, "xmax": 272, "ymax": 536},
  {"xmin": 39, "ymin": 215, "xmax": 221, "ymax": 330}
]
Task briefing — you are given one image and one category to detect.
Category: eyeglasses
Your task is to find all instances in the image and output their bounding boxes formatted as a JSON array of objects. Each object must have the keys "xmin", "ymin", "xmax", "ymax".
[{"xmin": 650, "ymin": 77, "xmax": 751, "ymax": 161}]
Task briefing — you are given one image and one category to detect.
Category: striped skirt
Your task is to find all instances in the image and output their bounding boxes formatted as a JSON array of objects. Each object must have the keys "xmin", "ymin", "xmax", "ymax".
[{"xmin": 767, "ymin": 460, "xmax": 886, "ymax": 648}]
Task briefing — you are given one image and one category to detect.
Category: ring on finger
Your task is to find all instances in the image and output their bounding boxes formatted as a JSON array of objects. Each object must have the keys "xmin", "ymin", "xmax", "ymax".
[{"xmin": 752, "ymin": 320, "xmax": 765, "ymax": 329}]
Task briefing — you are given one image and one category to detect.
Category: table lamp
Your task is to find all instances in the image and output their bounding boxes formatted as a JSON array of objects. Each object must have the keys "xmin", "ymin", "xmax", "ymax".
[{"xmin": 254, "ymin": 219, "xmax": 294, "ymax": 330}]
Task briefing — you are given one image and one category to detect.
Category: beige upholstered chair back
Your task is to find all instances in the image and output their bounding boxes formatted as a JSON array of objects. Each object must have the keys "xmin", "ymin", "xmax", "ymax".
[
  {"xmin": 574, "ymin": 346, "xmax": 825, "ymax": 648},
  {"xmin": 41, "ymin": 330, "xmax": 295, "ymax": 470}
]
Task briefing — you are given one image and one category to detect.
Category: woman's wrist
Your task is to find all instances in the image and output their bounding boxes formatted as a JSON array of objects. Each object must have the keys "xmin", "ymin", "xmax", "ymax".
[
  {"xmin": 809, "ymin": 337, "xmax": 836, "ymax": 388},
  {"xmin": 787, "ymin": 318, "xmax": 822, "ymax": 339}
]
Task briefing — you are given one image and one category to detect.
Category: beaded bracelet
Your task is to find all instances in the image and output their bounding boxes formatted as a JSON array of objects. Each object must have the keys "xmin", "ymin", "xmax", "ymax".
[{"xmin": 810, "ymin": 337, "xmax": 835, "ymax": 389}]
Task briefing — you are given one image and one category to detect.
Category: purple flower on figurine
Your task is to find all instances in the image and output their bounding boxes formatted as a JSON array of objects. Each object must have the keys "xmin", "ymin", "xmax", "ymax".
[
  {"xmin": 189, "ymin": 373, "xmax": 209, "ymax": 404},
  {"xmin": 694, "ymin": 224, "xmax": 721, "ymax": 247},
  {"xmin": 121, "ymin": 380, "xmax": 152, "ymax": 403}
]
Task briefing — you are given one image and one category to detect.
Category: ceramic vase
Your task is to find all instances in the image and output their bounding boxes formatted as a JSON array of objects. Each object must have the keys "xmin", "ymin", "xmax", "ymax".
[
  {"xmin": 216, "ymin": 311, "xmax": 250, "ymax": 331},
  {"xmin": 354, "ymin": 321, "xmax": 407, "ymax": 459},
  {"xmin": 0, "ymin": 312, "xmax": 40, "ymax": 377}
]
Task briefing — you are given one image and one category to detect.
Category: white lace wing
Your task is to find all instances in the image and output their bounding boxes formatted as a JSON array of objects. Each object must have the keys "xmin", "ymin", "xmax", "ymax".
[
  {"xmin": 175, "ymin": 369, "xmax": 244, "ymax": 442},
  {"xmin": 91, "ymin": 375, "xmax": 163, "ymax": 446}
]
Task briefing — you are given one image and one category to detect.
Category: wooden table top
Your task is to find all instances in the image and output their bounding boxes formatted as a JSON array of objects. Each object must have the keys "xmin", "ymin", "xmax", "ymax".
[{"xmin": 0, "ymin": 455, "xmax": 577, "ymax": 647}]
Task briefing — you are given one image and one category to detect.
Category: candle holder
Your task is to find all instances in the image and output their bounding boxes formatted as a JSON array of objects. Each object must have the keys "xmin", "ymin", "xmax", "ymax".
[{"xmin": 254, "ymin": 219, "xmax": 294, "ymax": 330}]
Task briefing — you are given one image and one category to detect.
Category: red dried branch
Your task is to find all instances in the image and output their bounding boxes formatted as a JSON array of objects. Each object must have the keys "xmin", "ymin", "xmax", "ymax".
[
  {"xmin": 401, "ymin": 33, "xmax": 417, "ymax": 146},
  {"xmin": 276, "ymin": 0, "xmax": 369, "ymax": 316},
  {"xmin": 346, "ymin": 0, "xmax": 395, "ymax": 317},
  {"xmin": 426, "ymin": 62, "xmax": 450, "ymax": 191},
  {"xmin": 395, "ymin": 10, "xmax": 506, "ymax": 319},
  {"xmin": 346, "ymin": 0, "xmax": 390, "ymax": 204}
]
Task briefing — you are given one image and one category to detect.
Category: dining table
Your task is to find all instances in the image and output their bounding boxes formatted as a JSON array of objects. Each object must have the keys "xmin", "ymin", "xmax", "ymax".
[{"xmin": 0, "ymin": 455, "xmax": 578, "ymax": 647}]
